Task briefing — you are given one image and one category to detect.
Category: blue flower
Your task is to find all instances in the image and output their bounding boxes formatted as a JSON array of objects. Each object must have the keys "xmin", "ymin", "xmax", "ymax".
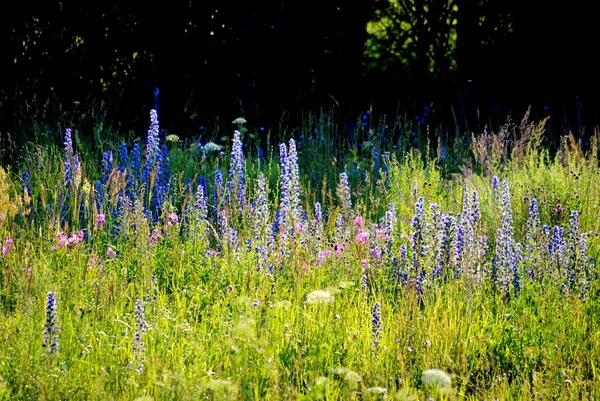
[{"xmin": 42, "ymin": 292, "xmax": 60, "ymax": 356}]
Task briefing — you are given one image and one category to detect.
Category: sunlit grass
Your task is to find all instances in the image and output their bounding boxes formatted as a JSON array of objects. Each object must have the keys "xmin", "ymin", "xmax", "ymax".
[{"xmin": 0, "ymin": 105, "xmax": 598, "ymax": 400}]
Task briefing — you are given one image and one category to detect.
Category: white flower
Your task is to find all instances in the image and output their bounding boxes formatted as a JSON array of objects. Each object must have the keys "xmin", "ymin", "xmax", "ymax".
[
  {"xmin": 367, "ymin": 387, "xmax": 387, "ymax": 394},
  {"xmin": 203, "ymin": 142, "xmax": 223, "ymax": 152},
  {"xmin": 422, "ymin": 369, "xmax": 451, "ymax": 390},
  {"xmin": 306, "ymin": 290, "xmax": 335, "ymax": 304}
]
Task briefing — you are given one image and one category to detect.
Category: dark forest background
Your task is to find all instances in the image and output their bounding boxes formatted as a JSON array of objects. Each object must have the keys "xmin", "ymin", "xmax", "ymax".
[{"xmin": 1, "ymin": 1, "xmax": 599, "ymax": 152}]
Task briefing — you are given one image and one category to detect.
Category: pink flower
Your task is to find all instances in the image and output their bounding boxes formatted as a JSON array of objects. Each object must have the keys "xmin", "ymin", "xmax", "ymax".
[
  {"xmin": 334, "ymin": 243, "xmax": 349, "ymax": 256},
  {"xmin": 317, "ymin": 250, "xmax": 332, "ymax": 265},
  {"xmin": 353, "ymin": 216, "xmax": 364, "ymax": 228},
  {"xmin": 370, "ymin": 249, "xmax": 382, "ymax": 261},
  {"xmin": 68, "ymin": 231, "xmax": 84, "ymax": 246},
  {"xmin": 294, "ymin": 222, "xmax": 304, "ymax": 233},
  {"xmin": 55, "ymin": 232, "xmax": 68, "ymax": 248},
  {"xmin": 355, "ymin": 230, "xmax": 370, "ymax": 244},
  {"xmin": 168, "ymin": 212, "xmax": 179, "ymax": 223},
  {"xmin": 107, "ymin": 246, "xmax": 117, "ymax": 260},
  {"xmin": 95, "ymin": 213, "xmax": 106, "ymax": 229},
  {"xmin": 149, "ymin": 228, "xmax": 163, "ymax": 245},
  {"xmin": 2, "ymin": 237, "xmax": 14, "ymax": 255}
]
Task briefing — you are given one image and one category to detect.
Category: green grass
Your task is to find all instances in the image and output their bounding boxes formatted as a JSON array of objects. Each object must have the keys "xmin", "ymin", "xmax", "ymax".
[{"xmin": 0, "ymin": 105, "xmax": 599, "ymax": 400}]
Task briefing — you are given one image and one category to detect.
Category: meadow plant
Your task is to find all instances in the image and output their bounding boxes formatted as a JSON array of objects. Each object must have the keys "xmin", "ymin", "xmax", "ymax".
[
  {"xmin": 131, "ymin": 299, "xmax": 148, "ymax": 373},
  {"xmin": 0, "ymin": 103, "xmax": 598, "ymax": 400},
  {"xmin": 42, "ymin": 291, "xmax": 60, "ymax": 357}
]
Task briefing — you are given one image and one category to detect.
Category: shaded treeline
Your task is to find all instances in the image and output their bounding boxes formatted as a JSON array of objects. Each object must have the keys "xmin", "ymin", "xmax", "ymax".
[{"xmin": 1, "ymin": 0, "xmax": 599, "ymax": 153}]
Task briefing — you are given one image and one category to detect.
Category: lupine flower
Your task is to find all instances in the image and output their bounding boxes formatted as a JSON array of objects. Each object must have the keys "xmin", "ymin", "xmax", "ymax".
[
  {"xmin": 287, "ymin": 139, "xmax": 303, "ymax": 223},
  {"xmin": 214, "ymin": 169, "xmax": 225, "ymax": 229},
  {"xmin": 159, "ymin": 145, "xmax": 171, "ymax": 189},
  {"xmin": 277, "ymin": 139, "xmax": 304, "ymax": 247},
  {"xmin": 196, "ymin": 183, "xmax": 208, "ymax": 222},
  {"xmin": 130, "ymin": 143, "xmax": 142, "ymax": 185},
  {"xmin": 470, "ymin": 190, "xmax": 481, "ymax": 227},
  {"xmin": 21, "ymin": 171, "xmax": 32, "ymax": 203},
  {"xmin": 411, "ymin": 197, "xmax": 426, "ymax": 289},
  {"xmin": 396, "ymin": 243, "xmax": 409, "ymax": 285},
  {"xmin": 217, "ymin": 209, "xmax": 229, "ymax": 248},
  {"xmin": 382, "ymin": 203, "xmax": 397, "ymax": 241},
  {"xmin": 525, "ymin": 198, "xmax": 541, "ymax": 279},
  {"xmin": 131, "ymin": 299, "xmax": 147, "ymax": 373},
  {"xmin": 337, "ymin": 172, "xmax": 352, "ymax": 214},
  {"xmin": 453, "ymin": 220, "xmax": 464, "ymax": 278},
  {"xmin": 361, "ymin": 259, "xmax": 369, "ymax": 289},
  {"xmin": 566, "ymin": 210, "xmax": 589, "ymax": 296},
  {"xmin": 371, "ymin": 301, "xmax": 382, "ymax": 349},
  {"xmin": 145, "ymin": 109, "xmax": 161, "ymax": 177},
  {"xmin": 252, "ymin": 174, "xmax": 271, "ymax": 271},
  {"xmin": 42, "ymin": 291, "xmax": 60, "ymax": 356},
  {"xmin": 433, "ymin": 214, "xmax": 454, "ymax": 279},
  {"xmin": 64, "ymin": 128, "xmax": 74, "ymax": 156},
  {"xmin": 334, "ymin": 214, "xmax": 348, "ymax": 244},
  {"xmin": 118, "ymin": 143, "xmax": 129, "ymax": 172},
  {"xmin": 72, "ymin": 153, "xmax": 82, "ymax": 188},
  {"xmin": 312, "ymin": 202, "xmax": 324, "ymax": 245},
  {"xmin": 101, "ymin": 151, "xmax": 113, "ymax": 184},
  {"xmin": 491, "ymin": 176, "xmax": 500, "ymax": 205},
  {"xmin": 494, "ymin": 180, "xmax": 520, "ymax": 297},
  {"xmin": 228, "ymin": 130, "xmax": 246, "ymax": 207},
  {"xmin": 63, "ymin": 128, "xmax": 75, "ymax": 187}
]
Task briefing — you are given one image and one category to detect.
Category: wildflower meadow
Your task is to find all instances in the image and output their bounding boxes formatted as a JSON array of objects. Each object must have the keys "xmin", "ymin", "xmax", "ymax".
[{"xmin": 0, "ymin": 101, "xmax": 599, "ymax": 400}]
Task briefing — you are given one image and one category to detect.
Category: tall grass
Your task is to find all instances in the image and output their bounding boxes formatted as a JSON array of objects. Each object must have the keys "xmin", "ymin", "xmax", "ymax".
[{"xmin": 0, "ymin": 102, "xmax": 598, "ymax": 400}]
